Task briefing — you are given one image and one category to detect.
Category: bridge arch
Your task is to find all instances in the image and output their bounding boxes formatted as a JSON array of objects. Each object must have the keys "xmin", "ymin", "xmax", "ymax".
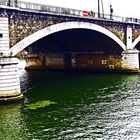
[
  {"xmin": 10, "ymin": 21, "xmax": 126, "ymax": 56},
  {"xmin": 132, "ymin": 35, "xmax": 140, "ymax": 49}
]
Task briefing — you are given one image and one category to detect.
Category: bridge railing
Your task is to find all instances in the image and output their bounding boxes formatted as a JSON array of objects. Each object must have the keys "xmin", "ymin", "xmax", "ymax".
[
  {"xmin": 91, "ymin": 12, "xmax": 126, "ymax": 22},
  {"xmin": 0, "ymin": 1, "xmax": 5, "ymax": 6},
  {"xmin": 0, "ymin": 1, "xmax": 140, "ymax": 24},
  {"xmin": 17, "ymin": 1, "xmax": 83, "ymax": 16}
]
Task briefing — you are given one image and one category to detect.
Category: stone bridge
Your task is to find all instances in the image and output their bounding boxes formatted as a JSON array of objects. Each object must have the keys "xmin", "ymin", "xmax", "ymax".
[
  {"xmin": 1, "ymin": 1, "xmax": 140, "ymax": 102},
  {"xmin": 6, "ymin": 8, "xmax": 140, "ymax": 55}
]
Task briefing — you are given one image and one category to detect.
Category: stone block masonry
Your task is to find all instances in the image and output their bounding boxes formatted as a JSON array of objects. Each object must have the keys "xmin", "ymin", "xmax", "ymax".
[{"xmin": 0, "ymin": 17, "xmax": 23, "ymax": 103}]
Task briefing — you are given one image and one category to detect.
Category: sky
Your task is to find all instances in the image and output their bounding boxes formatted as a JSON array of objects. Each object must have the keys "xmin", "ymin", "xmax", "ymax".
[{"xmin": 20, "ymin": 0, "xmax": 140, "ymax": 18}]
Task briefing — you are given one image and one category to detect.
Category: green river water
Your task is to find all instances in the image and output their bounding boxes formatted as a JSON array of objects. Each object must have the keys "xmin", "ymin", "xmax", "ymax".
[{"xmin": 0, "ymin": 70, "xmax": 140, "ymax": 140}]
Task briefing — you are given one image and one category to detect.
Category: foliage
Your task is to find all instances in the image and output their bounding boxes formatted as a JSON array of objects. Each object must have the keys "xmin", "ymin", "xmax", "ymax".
[{"xmin": 25, "ymin": 100, "xmax": 56, "ymax": 110}]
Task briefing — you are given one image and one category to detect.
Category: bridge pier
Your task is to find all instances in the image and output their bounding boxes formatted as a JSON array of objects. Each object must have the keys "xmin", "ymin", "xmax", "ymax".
[
  {"xmin": 121, "ymin": 26, "xmax": 140, "ymax": 72},
  {"xmin": 0, "ymin": 17, "xmax": 22, "ymax": 103},
  {"xmin": 0, "ymin": 57, "xmax": 23, "ymax": 103},
  {"xmin": 121, "ymin": 49, "xmax": 139, "ymax": 72}
]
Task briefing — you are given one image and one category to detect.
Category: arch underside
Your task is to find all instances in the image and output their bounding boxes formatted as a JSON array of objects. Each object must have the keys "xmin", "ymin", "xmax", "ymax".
[{"xmin": 10, "ymin": 21, "xmax": 126, "ymax": 56}]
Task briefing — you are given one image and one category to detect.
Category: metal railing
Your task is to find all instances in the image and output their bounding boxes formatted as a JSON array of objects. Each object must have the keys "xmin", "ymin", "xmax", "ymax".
[{"xmin": 0, "ymin": 1, "xmax": 140, "ymax": 24}]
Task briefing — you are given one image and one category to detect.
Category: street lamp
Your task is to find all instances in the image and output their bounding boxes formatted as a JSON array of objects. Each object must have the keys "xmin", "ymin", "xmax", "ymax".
[
  {"xmin": 7, "ymin": 0, "xmax": 18, "ymax": 7},
  {"xmin": 98, "ymin": 0, "xmax": 100, "ymax": 18},
  {"xmin": 110, "ymin": 3, "xmax": 113, "ymax": 19},
  {"xmin": 7, "ymin": 0, "xmax": 10, "ymax": 6},
  {"xmin": 15, "ymin": 0, "xmax": 18, "ymax": 7},
  {"xmin": 98, "ymin": 0, "xmax": 105, "ymax": 18}
]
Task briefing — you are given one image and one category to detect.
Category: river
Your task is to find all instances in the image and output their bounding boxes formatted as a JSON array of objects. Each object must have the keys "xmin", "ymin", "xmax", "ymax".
[{"xmin": 0, "ymin": 70, "xmax": 140, "ymax": 139}]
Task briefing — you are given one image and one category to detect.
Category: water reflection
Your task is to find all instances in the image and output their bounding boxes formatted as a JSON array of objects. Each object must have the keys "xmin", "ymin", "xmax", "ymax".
[
  {"xmin": 1, "ymin": 71, "xmax": 140, "ymax": 139},
  {"xmin": 59, "ymin": 74, "xmax": 140, "ymax": 139},
  {"xmin": 19, "ymin": 70, "xmax": 33, "ymax": 104}
]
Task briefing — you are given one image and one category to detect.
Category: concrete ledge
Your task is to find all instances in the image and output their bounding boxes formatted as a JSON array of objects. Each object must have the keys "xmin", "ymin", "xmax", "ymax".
[
  {"xmin": 0, "ymin": 57, "xmax": 22, "ymax": 103},
  {"xmin": 0, "ymin": 94, "xmax": 23, "ymax": 104},
  {"xmin": 122, "ymin": 49, "xmax": 139, "ymax": 70}
]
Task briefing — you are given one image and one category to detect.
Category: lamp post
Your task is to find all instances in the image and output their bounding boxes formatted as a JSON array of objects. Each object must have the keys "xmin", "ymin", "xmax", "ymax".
[
  {"xmin": 7, "ymin": 0, "xmax": 18, "ymax": 7},
  {"xmin": 15, "ymin": 0, "xmax": 17, "ymax": 7},
  {"xmin": 98, "ymin": 0, "xmax": 100, "ymax": 18},
  {"xmin": 7, "ymin": 0, "xmax": 10, "ymax": 6},
  {"xmin": 110, "ymin": 3, "xmax": 113, "ymax": 19}
]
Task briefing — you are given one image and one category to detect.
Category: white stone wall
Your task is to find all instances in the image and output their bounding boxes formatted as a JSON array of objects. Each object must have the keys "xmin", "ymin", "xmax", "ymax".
[
  {"xmin": 122, "ymin": 49, "xmax": 139, "ymax": 70},
  {"xmin": 126, "ymin": 26, "xmax": 132, "ymax": 50},
  {"xmin": 0, "ymin": 58, "xmax": 21, "ymax": 98},
  {"xmin": 0, "ymin": 17, "xmax": 10, "ymax": 57}
]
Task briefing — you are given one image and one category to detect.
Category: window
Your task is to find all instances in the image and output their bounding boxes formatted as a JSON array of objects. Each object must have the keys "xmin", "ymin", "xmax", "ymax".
[
  {"xmin": 88, "ymin": 59, "xmax": 93, "ymax": 64},
  {"xmin": 102, "ymin": 60, "xmax": 107, "ymax": 64},
  {"xmin": 0, "ymin": 34, "xmax": 3, "ymax": 38},
  {"xmin": 109, "ymin": 65, "xmax": 114, "ymax": 69},
  {"xmin": 109, "ymin": 55, "xmax": 114, "ymax": 59}
]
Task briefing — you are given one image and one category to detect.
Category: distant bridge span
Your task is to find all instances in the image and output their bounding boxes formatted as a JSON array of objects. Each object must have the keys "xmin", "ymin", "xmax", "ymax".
[{"xmin": 10, "ymin": 21, "xmax": 126, "ymax": 56}]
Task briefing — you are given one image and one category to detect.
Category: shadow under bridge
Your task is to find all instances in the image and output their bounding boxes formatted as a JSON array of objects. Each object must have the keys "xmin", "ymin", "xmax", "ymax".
[{"xmin": 23, "ymin": 29, "xmax": 123, "ymax": 71}]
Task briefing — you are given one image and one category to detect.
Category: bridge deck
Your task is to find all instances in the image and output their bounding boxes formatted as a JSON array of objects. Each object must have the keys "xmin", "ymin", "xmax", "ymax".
[{"xmin": 0, "ymin": 1, "xmax": 140, "ymax": 25}]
